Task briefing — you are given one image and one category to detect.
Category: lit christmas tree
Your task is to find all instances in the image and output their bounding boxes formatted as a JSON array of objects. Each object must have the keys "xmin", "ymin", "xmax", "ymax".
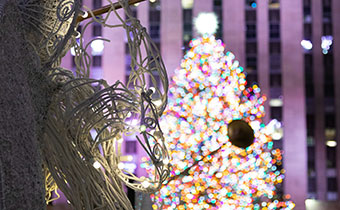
[{"xmin": 142, "ymin": 13, "xmax": 294, "ymax": 210}]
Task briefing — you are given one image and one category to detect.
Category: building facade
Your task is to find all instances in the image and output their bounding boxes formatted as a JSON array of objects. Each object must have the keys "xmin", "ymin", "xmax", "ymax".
[{"xmin": 60, "ymin": 0, "xmax": 340, "ymax": 209}]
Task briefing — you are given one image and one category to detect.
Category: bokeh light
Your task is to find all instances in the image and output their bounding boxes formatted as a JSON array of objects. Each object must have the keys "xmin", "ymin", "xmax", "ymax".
[{"xmin": 142, "ymin": 35, "xmax": 294, "ymax": 210}]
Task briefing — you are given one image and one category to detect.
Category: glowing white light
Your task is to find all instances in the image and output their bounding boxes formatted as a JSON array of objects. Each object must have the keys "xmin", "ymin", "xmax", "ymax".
[
  {"xmin": 181, "ymin": 0, "xmax": 194, "ymax": 9},
  {"xmin": 124, "ymin": 163, "xmax": 137, "ymax": 173},
  {"xmin": 117, "ymin": 138, "xmax": 124, "ymax": 143},
  {"xmin": 216, "ymin": 172, "xmax": 223, "ymax": 178},
  {"xmin": 163, "ymin": 158, "xmax": 169, "ymax": 165},
  {"xmin": 152, "ymin": 99, "xmax": 163, "ymax": 107},
  {"xmin": 265, "ymin": 119, "xmax": 283, "ymax": 140},
  {"xmin": 321, "ymin": 35, "xmax": 333, "ymax": 54},
  {"xmin": 141, "ymin": 180, "xmax": 150, "ymax": 188},
  {"xmin": 82, "ymin": 11, "xmax": 88, "ymax": 18},
  {"xmin": 207, "ymin": 97, "xmax": 222, "ymax": 118},
  {"xmin": 194, "ymin": 12, "xmax": 219, "ymax": 36},
  {"xmin": 269, "ymin": 98, "xmax": 283, "ymax": 107},
  {"xmin": 70, "ymin": 47, "xmax": 76, "ymax": 56},
  {"xmin": 272, "ymin": 130, "xmax": 283, "ymax": 140},
  {"xmin": 249, "ymin": 121, "xmax": 261, "ymax": 131},
  {"xmin": 75, "ymin": 32, "xmax": 81, "ymax": 39},
  {"xmin": 140, "ymin": 125, "xmax": 147, "ymax": 132},
  {"xmin": 182, "ymin": 176, "xmax": 193, "ymax": 183},
  {"xmin": 149, "ymin": 87, "xmax": 156, "ymax": 95},
  {"xmin": 118, "ymin": 162, "xmax": 125, "ymax": 169},
  {"xmin": 305, "ymin": 199, "xmax": 317, "ymax": 208},
  {"xmin": 321, "ymin": 36, "xmax": 333, "ymax": 50},
  {"xmin": 120, "ymin": 155, "xmax": 133, "ymax": 161},
  {"xmin": 149, "ymin": 0, "xmax": 156, "ymax": 2},
  {"xmin": 131, "ymin": 119, "xmax": 139, "ymax": 126},
  {"xmin": 326, "ymin": 140, "xmax": 337, "ymax": 147},
  {"xmin": 301, "ymin": 40, "xmax": 313, "ymax": 50},
  {"xmin": 186, "ymin": 194, "xmax": 194, "ymax": 199},
  {"xmin": 93, "ymin": 161, "xmax": 101, "ymax": 169},
  {"xmin": 203, "ymin": 167, "xmax": 208, "ymax": 173},
  {"xmin": 91, "ymin": 39, "xmax": 104, "ymax": 56}
]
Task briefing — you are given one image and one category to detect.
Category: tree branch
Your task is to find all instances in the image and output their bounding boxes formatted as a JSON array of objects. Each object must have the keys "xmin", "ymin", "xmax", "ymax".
[
  {"xmin": 168, "ymin": 142, "xmax": 228, "ymax": 182},
  {"xmin": 77, "ymin": 0, "xmax": 147, "ymax": 23}
]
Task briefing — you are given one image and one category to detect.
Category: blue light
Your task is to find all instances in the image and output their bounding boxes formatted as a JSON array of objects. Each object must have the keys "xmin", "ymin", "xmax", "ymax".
[{"xmin": 251, "ymin": 2, "xmax": 257, "ymax": 8}]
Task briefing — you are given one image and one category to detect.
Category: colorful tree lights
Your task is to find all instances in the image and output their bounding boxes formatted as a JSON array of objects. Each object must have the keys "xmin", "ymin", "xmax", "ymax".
[{"xmin": 142, "ymin": 35, "xmax": 294, "ymax": 210}]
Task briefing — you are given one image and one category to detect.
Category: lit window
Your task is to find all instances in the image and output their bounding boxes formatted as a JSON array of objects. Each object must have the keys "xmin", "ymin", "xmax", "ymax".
[
  {"xmin": 269, "ymin": 0, "xmax": 280, "ymax": 9},
  {"xmin": 269, "ymin": 98, "xmax": 283, "ymax": 107},
  {"xmin": 301, "ymin": 40, "xmax": 313, "ymax": 50},
  {"xmin": 182, "ymin": 0, "xmax": 194, "ymax": 9},
  {"xmin": 321, "ymin": 35, "xmax": 333, "ymax": 54},
  {"xmin": 326, "ymin": 140, "xmax": 337, "ymax": 147}
]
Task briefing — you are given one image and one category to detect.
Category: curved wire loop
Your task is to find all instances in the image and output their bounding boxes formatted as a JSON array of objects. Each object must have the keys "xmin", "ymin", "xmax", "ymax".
[{"xmin": 41, "ymin": 0, "xmax": 170, "ymax": 209}]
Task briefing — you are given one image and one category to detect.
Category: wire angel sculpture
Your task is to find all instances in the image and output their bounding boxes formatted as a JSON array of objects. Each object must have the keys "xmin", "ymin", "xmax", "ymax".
[{"xmin": 1, "ymin": 0, "xmax": 169, "ymax": 209}]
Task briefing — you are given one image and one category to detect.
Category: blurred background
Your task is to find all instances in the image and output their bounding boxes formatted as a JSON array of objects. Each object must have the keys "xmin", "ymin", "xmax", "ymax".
[{"xmin": 52, "ymin": 0, "xmax": 340, "ymax": 209}]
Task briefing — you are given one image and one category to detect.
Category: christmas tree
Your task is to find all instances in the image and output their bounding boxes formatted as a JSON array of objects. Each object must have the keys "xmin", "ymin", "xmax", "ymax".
[{"xmin": 142, "ymin": 14, "xmax": 294, "ymax": 210}]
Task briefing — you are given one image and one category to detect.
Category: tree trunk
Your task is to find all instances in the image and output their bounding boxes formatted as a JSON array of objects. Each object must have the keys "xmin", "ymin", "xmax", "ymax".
[{"xmin": 0, "ymin": 1, "xmax": 45, "ymax": 209}]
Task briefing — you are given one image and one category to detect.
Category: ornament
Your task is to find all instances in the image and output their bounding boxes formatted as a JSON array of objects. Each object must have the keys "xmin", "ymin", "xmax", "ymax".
[{"xmin": 228, "ymin": 119, "xmax": 254, "ymax": 148}]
